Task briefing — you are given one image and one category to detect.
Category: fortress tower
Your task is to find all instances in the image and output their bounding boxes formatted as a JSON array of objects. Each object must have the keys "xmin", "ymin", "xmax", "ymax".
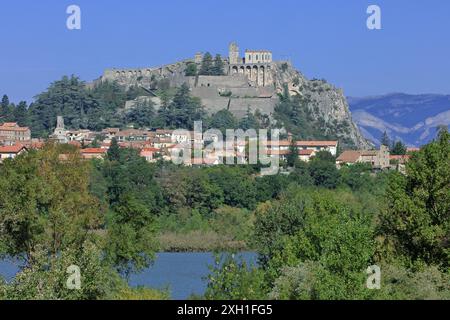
[{"xmin": 229, "ymin": 42, "xmax": 240, "ymax": 65}]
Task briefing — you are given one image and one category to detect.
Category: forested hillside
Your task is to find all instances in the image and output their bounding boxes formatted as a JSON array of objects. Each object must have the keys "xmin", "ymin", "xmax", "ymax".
[{"xmin": 2, "ymin": 75, "xmax": 363, "ymax": 147}]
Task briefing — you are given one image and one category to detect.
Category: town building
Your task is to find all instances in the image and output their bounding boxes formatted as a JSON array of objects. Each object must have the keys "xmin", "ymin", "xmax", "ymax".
[
  {"xmin": 80, "ymin": 148, "xmax": 107, "ymax": 160},
  {"xmin": 336, "ymin": 145, "xmax": 390, "ymax": 169},
  {"xmin": 140, "ymin": 147, "xmax": 161, "ymax": 163},
  {"xmin": 49, "ymin": 116, "xmax": 68, "ymax": 143},
  {"xmin": 0, "ymin": 122, "xmax": 31, "ymax": 144},
  {"xmin": 0, "ymin": 144, "xmax": 28, "ymax": 162}
]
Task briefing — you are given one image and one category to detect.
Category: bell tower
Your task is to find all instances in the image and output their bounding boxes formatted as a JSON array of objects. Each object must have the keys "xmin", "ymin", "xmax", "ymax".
[{"xmin": 229, "ymin": 42, "xmax": 239, "ymax": 65}]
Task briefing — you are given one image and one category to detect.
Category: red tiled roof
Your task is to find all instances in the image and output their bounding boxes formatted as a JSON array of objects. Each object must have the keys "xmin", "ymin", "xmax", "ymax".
[
  {"xmin": 263, "ymin": 140, "xmax": 338, "ymax": 147},
  {"xmin": 296, "ymin": 141, "xmax": 338, "ymax": 147},
  {"xmin": 245, "ymin": 49, "xmax": 271, "ymax": 53},
  {"xmin": 390, "ymin": 155, "xmax": 411, "ymax": 160},
  {"xmin": 80, "ymin": 148, "xmax": 107, "ymax": 154},
  {"xmin": 298, "ymin": 149, "xmax": 315, "ymax": 155},
  {"xmin": 0, "ymin": 125, "xmax": 30, "ymax": 132},
  {"xmin": 336, "ymin": 151, "xmax": 362, "ymax": 163},
  {"xmin": 1, "ymin": 122, "xmax": 18, "ymax": 127},
  {"xmin": 0, "ymin": 144, "xmax": 26, "ymax": 153},
  {"xmin": 141, "ymin": 147, "xmax": 160, "ymax": 153}
]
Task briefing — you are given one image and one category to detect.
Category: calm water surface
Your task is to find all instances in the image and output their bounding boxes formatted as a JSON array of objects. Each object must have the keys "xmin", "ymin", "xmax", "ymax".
[{"xmin": 0, "ymin": 252, "xmax": 258, "ymax": 300}]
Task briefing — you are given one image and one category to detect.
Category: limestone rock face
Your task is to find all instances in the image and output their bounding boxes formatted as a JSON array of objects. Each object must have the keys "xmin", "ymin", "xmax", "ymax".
[
  {"xmin": 96, "ymin": 58, "xmax": 369, "ymax": 148},
  {"xmin": 270, "ymin": 62, "xmax": 370, "ymax": 148}
]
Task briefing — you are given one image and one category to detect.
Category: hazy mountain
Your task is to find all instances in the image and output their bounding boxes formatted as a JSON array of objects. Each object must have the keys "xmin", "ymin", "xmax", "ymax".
[{"xmin": 348, "ymin": 93, "xmax": 450, "ymax": 147}]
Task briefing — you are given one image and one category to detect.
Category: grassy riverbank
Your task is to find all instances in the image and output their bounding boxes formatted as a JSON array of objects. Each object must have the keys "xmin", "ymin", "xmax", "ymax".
[{"xmin": 157, "ymin": 231, "xmax": 248, "ymax": 252}]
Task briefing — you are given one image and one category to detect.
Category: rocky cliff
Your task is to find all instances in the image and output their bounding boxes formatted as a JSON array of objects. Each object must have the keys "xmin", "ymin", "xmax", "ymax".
[{"xmin": 97, "ymin": 59, "xmax": 369, "ymax": 148}]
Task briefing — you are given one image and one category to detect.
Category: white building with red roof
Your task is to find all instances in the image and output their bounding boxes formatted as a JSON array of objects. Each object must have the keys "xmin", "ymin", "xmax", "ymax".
[{"xmin": 0, "ymin": 144, "xmax": 28, "ymax": 162}]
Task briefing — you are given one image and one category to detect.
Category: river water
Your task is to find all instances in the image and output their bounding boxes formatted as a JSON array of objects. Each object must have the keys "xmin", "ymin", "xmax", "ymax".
[{"xmin": 0, "ymin": 252, "xmax": 258, "ymax": 300}]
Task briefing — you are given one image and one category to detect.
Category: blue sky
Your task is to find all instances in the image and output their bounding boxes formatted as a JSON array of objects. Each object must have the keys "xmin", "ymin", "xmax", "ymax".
[{"xmin": 1, "ymin": 0, "xmax": 449, "ymax": 103}]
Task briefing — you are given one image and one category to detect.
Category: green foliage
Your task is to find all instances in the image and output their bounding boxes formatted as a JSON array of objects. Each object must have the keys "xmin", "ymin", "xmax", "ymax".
[
  {"xmin": 110, "ymin": 286, "xmax": 170, "ymax": 300},
  {"xmin": 211, "ymin": 206, "xmax": 254, "ymax": 242},
  {"xmin": 206, "ymin": 109, "xmax": 238, "ymax": 134},
  {"xmin": 286, "ymin": 141, "xmax": 299, "ymax": 168},
  {"xmin": 212, "ymin": 54, "xmax": 225, "ymax": 76},
  {"xmin": 391, "ymin": 140, "xmax": 407, "ymax": 155},
  {"xmin": 381, "ymin": 131, "xmax": 390, "ymax": 147},
  {"xmin": 0, "ymin": 95, "xmax": 13, "ymax": 121},
  {"xmin": 253, "ymin": 188, "xmax": 375, "ymax": 276},
  {"xmin": 105, "ymin": 196, "xmax": 158, "ymax": 277},
  {"xmin": 205, "ymin": 254, "xmax": 267, "ymax": 300},
  {"xmin": 0, "ymin": 242, "xmax": 116, "ymax": 300},
  {"xmin": 255, "ymin": 174, "xmax": 291, "ymax": 202},
  {"xmin": 185, "ymin": 63, "xmax": 198, "ymax": 77},
  {"xmin": 206, "ymin": 166, "xmax": 258, "ymax": 210},
  {"xmin": 13, "ymin": 101, "xmax": 30, "ymax": 127},
  {"xmin": 238, "ymin": 108, "xmax": 259, "ymax": 130},
  {"xmin": 107, "ymin": 137, "xmax": 121, "ymax": 162},
  {"xmin": 372, "ymin": 263, "xmax": 450, "ymax": 300},
  {"xmin": 338, "ymin": 163, "xmax": 373, "ymax": 191},
  {"xmin": 380, "ymin": 129, "xmax": 450, "ymax": 269},
  {"xmin": 274, "ymin": 93, "xmax": 353, "ymax": 148},
  {"xmin": 199, "ymin": 52, "xmax": 214, "ymax": 76},
  {"xmin": 308, "ymin": 157, "xmax": 339, "ymax": 189},
  {"xmin": 199, "ymin": 53, "xmax": 225, "ymax": 76},
  {"xmin": 155, "ymin": 83, "xmax": 205, "ymax": 129},
  {"xmin": 0, "ymin": 144, "xmax": 102, "ymax": 260},
  {"xmin": 124, "ymin": 99, "xmax": 155, "ymax": 128}
]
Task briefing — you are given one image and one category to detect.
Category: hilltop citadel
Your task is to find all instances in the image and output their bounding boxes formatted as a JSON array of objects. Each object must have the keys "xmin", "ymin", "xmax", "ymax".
[{"xmin": 98, "ymin": 42, "xmax": 300, "ymax": 118}]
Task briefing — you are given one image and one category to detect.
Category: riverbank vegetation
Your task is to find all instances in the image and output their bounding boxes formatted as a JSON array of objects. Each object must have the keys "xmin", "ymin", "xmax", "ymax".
[
  {"xmin": 0, "ymin": 130, "xmax": 448, "ymax": 300},
  {"xmin": 204, "ymin": 129, "xmax": 450, "ymax": 300}
]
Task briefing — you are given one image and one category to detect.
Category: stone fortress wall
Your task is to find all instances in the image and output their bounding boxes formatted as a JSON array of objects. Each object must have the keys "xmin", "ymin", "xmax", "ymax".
[
  {"xmin": 99, "ymin": 42, "xmax": 288, "ymax": 118},
  {"xmin": 94, "ymin": 43, "xmax": 370, "ymax": 148}
]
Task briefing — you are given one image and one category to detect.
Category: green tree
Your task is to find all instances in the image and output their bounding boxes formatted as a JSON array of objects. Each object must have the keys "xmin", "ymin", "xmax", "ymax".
[
  {"xmin": 205, "ymin": 254, "xmax": 267, "ymax": 300},
  {"xmin": 199, "ymin": 52, "xmax": 214, "ymax": 76},
  {"xmin": 286, "ymin": 140, "xmax": 299, "ymax": 167},
  {"xmin": 105, "ymin": 193, "xmax": 158, "ymax": 277},
  {"xmin": 381, "ymin": 130, "xmax": 390, "ymax": 147},
  {"xmin": 308, "ymin": 156, "xmax": 339, "ymax": 188},
  {"xmin": 380, "ymin": 129, "xmax": 450, "ymax": 269},
  {"xmin": 185, "ymin": 63, "xmax": 198, "ymax": 76},
  {"xmin": 107, "ymin": 138, "xmax": 121, "ymax": 162},
  {"xmin": 238, "ymin": 107, "xmax": 259, "ymax": 130},
  {"xmin": 212, "ymin": 54, "xmax": 225, "ymax": 76},
  {"xmin": 391, "ymin": 140, "xmax": 407, "ymax": 155},
  {"xmin": 253, "ymin": 188, "xmax": 375, "ymax": 299},
  {"xmin": 207, "ymin": 109, "xmax": 237, "ymax": 133},
  {"xmin": 13, "ymin": 101, "xmax": 30, "ymax": 127},
  {"xmin": 125, "ymin": 99, "xmax": 155, "ymax": 128},
  {"xmin": 0, "ymin": 95, "xmax": 13, "ymax": 122},
  {"xmin": 0, "ymin": 144, "xmax": 102, "ymax": 262},
  {"xmin": 158, "ymin": 83, "xmax": 205, "ymax": 129}
]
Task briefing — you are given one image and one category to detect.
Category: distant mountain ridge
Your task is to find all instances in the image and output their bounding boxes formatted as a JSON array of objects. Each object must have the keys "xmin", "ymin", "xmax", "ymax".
[{"xmin": 348, "ymin": 93, "xmax": 450, "ymax": 147}]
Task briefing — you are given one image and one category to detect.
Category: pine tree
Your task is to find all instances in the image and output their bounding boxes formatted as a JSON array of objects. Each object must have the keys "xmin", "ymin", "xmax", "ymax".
[
  {"xmin": 199, "ymin": 52, "xmax": 214, "ymax": 75},
  {"xmin": 239, "ymin": 107, "xmax": 259, "ymax": 130},
  {"xmin": 391, "ymin": 140, "xmax": 407, "ymax": 155},
  {"xmin": 287, "ymin": 140, "xmax": 299, "ymax": 167},
  {"xmin": 14, "ymin": 101, "xmax": 30, "ymax": 127},
  {"xmin": 212, "ymin": 54, "xmax": 225, "ymax": 75},
  {"xmin": 381, "ymin": 131, "xmax": 390, "ymax": 147},
  {"xmin": 1, "ymin": 95, "xmax": 11, "ymax": 121},
  {"xmin": 185, "ymin": 63, "xmax": 198, "ymax": 76},
  {"xmin": 107, "ymin": 138, "xmax": 121, "ymax": 162}
]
